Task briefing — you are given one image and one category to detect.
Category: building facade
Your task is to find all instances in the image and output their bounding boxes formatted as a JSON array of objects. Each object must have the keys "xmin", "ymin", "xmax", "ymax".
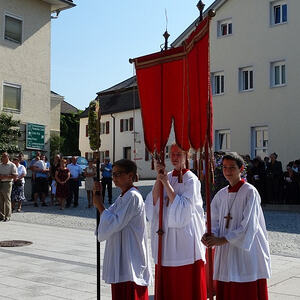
[{"xmin": 0, "ymin": 0, "xmax": 75, "ymax": 157}]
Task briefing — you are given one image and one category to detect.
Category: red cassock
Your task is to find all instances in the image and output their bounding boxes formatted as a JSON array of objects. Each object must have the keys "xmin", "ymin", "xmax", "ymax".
[
  {"xmin": 216, "ymin": 279, "xmax": 269, "ymax": 300},
  {"xmin": 155, "ymin": 260, "xmax": 207, "ymax": 300},
  {"xmin": 111, "ymin": 281, "xmax": 148, "ymax": 300}
]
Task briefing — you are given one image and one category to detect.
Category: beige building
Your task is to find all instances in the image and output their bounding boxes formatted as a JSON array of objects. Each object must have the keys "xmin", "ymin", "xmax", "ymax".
[
  {"xmin": 0, "ymin": 0, "xmax": 75, "ymax": 157},
  {"xmin": 174, "ymin": 0, "xmax": 298, "ymax": 167}
]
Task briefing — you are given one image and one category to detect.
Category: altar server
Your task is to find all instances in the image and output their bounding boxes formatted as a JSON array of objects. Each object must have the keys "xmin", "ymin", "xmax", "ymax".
[
  {"xmin": 145, "ymin": 143, "xmax": 207, "ymax": 300},
  {"xmin": 93, "ymin": 159, "xmax": 152, "ymax": 300},
  {"xmin": 202, "ymin": 152, "xmax": 271, "ymax": 300}
]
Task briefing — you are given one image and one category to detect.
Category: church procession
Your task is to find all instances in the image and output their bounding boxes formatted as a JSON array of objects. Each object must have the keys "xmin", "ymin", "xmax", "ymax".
[{"xmin": 0, "ymin": 0, "xmax": 300, "ymax": 300}]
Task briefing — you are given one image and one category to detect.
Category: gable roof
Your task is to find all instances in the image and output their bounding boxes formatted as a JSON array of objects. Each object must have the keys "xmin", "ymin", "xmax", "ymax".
[
  {"xmin": 61, "ymin": 100, "xmax": 79, "ymax": 114},
  {"xmin": 98, "ymin": 76, "xmax": 137, "ymax": 96}
]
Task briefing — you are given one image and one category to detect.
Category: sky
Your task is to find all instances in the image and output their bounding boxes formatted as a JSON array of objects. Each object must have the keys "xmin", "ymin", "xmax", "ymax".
[{"xmin": 51, "ymin": 0, "xmax": 214, "ymax": 111}]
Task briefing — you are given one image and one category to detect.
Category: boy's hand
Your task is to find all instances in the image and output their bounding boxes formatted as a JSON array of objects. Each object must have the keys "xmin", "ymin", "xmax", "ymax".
[
  {"xmin": 201, "ymin": 233, "xmax": 228, "ymax": 247},
  {"xmin": 93, "ymin": 181, "xmax": 104, "ymax": 213}
]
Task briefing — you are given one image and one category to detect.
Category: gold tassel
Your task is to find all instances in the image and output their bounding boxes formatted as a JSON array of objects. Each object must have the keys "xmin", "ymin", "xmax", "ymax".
[
  {"xmin": 185, "ymin": 153, "xmax": 190, "ymax": 169},
  {"xmin": 194, "ymin": 152, "xmax": 198, "ymax": 178}
]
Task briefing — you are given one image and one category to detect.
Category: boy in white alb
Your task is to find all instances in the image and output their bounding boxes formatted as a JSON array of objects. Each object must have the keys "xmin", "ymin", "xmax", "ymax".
[
  {"xmin": 145, "ymin": 144, "xmax": 207, "ymax": 300},
  {"xmin": 202, "ymin": 152, "xmax": 271, "ymax": 300},
  {"xmin": 93, "ymin": 159, "xmax": 152, "ymax": 300}
]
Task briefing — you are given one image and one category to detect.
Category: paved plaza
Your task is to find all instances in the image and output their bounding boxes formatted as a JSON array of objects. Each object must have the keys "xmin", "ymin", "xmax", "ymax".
[{"xmin": 0, "ymin": 181, "xmax": 299, "ymax": 299}]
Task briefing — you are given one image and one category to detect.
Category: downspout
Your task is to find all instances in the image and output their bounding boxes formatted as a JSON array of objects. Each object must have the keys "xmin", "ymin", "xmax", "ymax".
[{"xmin": 110, "ymin": 113, "xmax": 115, "ymax": 162}]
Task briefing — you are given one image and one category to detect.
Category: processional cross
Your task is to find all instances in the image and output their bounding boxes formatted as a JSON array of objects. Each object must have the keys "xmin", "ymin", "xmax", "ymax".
[{"xmin": 224, "ymin": 212, "xmax": 232, "ymax": 229}]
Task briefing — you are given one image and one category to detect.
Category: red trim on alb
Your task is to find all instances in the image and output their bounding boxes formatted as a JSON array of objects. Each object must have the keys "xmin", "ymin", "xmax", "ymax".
[
  {"xmin": 228, "ymin": 179, "xmax": 245, "ymax": 193},
  {"xmin": 172, "ymin": 169, "xmax": 189, "ymax": 177}
]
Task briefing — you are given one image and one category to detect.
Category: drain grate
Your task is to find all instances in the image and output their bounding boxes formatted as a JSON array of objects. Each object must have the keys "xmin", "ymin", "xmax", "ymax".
[{"xmin": 0, "ymin": 240, "xmax": 32, "ymax": 247}]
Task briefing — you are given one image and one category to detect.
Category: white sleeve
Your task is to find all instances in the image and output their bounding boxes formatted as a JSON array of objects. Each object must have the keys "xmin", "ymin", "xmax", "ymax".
[
  {"xmin": 145, "ymin": 191, "xmax": 160, "ymax": 222},
  {"xmin": 224, "ymin": 189, "xmax": 261, "ymax": 251},
  {"xmin": 167, "ymin": 177, "xmax": 197, "ymax": 228},
  {"xmin": 97, "ymin": 194, "xmax": 142, "ymax": 242},
  {"xmin": 21, "ymin": 165, "xmax": 27, "ymax": 176},
  {"xmin": 211, "ymin": 193, "xmax": 220, "ymax": 236}
]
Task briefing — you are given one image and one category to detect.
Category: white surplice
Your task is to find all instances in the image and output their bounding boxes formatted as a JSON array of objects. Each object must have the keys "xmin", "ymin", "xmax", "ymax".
[
  {"xmin": 97, "ymin": 187, "xmax": 152, "ymax": 286},
  {"xmin": 211, "ymin": 182, "xmax": 271, "ymax": 282},
  {"xmin": 145, "ymin": 170, "xmax": 206, "ymax": 266}
]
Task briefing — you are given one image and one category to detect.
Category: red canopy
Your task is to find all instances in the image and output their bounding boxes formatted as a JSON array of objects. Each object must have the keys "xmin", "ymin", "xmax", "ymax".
[{"xmin": 133, "ymin": 17, "xmax": 212, "ymax": 154}]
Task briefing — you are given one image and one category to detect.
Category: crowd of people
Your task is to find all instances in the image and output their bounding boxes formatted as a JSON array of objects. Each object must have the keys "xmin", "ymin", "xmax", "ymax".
[{"xmin": 213, "ymin": 152, "xmax": 300, "ymax": 205}]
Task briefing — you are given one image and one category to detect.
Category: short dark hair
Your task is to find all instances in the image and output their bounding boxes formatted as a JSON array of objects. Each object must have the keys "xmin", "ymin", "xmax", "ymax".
[
  {"xmin": 113, "ymin": 159, "xmax": 137, "ymax": 177},
  {"xmin": 222, "ymin": 152, "xmax": 245, "ymax": 168}
]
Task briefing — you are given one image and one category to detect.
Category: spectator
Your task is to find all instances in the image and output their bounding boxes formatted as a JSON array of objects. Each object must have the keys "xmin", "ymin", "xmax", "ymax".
[
  {"xmin": 0, "ymin": 152, "xmax": 18, "ymax": 221},
  {"xmin": 101, "ymin": 157, "xmax": 113, "ymax": 204},
  {"xmin": 55, "ymin": 159, "xmax": 70, "ymax": 210},
  {"xmin": 67, "ymin": 156, "xmax": 81, "ymax": 208},
  {"xmin": 11, "ymin": 157, "xmax": 27, "ymax": 212},
  {"xmin": 283, "ymin": 162, "xmax": 300, "ymax": 204},
  {"xmin": 50, "ymin": 154, "xmax": 60, "ymax": 205},
  {"xmin": 18, "ymin": 152, "xmax": 27, "ymax": 168},
  {"xmin": 29, "ymin": 151, "xmax": 41, "ymax": 201},
  {"xmin": 84, "ymin": 160, "xmax": 96, "ymax": 208},
  {"xmin": 249, "ymin": 157, "xmax": 266, "ymax": 204},
  {"xmin": 266, "ymin": 153, "xmax": 283, "ymax": 204},
  {"xmin": 33, "ymin": 154, "xmax": 49, "ymax": 207}
]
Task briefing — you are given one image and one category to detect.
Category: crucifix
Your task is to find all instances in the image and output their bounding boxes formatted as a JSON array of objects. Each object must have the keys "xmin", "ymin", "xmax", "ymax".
[{"xmin": 224, "ymin": 212, "xmax": 232, "ymax": 229}]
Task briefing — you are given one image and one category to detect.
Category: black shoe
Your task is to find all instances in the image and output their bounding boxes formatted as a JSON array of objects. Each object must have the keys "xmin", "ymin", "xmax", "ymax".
[
  {"xmin": 73, "ymin": 203, "xmax": 78, "ymax": 208},
  {"xmin": 4, "ymin": 217, "xmax": 10, "ymax": 222},
  {"xmin": 34, "ymin": 203, "xmax": 38, "ymax": 207},
  {"xmin": 42, "ymin": 203, "xmax": 48, "ymax": 207}
]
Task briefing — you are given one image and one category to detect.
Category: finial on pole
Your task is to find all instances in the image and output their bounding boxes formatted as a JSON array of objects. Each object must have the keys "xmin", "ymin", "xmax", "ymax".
[
  {"xmin": 197, "ymin": 1, "xmax": 205, "ymax": 21},
  {"xmin": 163, "ymin": 30, "xmax": 170, "ymax": 51}
]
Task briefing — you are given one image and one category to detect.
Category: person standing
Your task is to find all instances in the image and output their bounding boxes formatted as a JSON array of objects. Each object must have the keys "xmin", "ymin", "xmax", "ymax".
[
  {"xmin": 67, "ymin": 156, "xmax": 82, "ymax": 207},
  {"xmin": 55, "ymin": 159, "xmax": 70, "ymax": 210},
  {"xmin": 93, "ymin": 159, "xmax": 152, "ymax": 300},
  {"xmin": 0, "ymin": 152, "xmax": 18, "ymax": 221},
  {"xmin": 18, "ymin": 152, "xmax": 27, "ymax": 168},
  {"xmin": 145, "ymin": 144, "xmax": 207, "ymax": 300},
  {"xmin": 33, "ymin": 154, "xmax": 49, "ymax": 207},
  {"xmin": 202, "ymin": 152, "xmax": 271, "ymax": 300},
  {"xmin": 11, "ymin": 157, "xmax": 27, "ymax": 212},
  {"xmin": 29, "ymin": 151, "xmax": 41, "ymax": 201},
  {"xmin": 84, "ymin": 160, "xmax": 96, "ymax": 208},
  {"xmin": 101, "ymin": 157, "xmax": 113, "ymax": 204}
]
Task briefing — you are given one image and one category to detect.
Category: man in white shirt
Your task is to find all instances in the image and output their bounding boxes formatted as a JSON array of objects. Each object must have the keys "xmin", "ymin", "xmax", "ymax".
[
  {"xmin": 0, "ymin": 152, "xmax": 18, "ymax": 221},
  {"xmin": 202, "ymin": 152, "xmax": 271, "ymax": 300},
  {"xmin": 67, "ymin": 156, "xmax": 82, "ymax": 207}
]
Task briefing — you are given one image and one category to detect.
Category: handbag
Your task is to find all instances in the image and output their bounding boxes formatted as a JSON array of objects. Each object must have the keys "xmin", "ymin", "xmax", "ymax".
[{"xmin": 14, "ymin": 179, "xmax": 23, "ymax": 187}]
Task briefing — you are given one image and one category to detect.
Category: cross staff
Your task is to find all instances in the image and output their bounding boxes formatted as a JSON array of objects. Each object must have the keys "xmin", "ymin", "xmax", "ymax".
[{"xmin": 224, "ymin": 212, "xmax": 232, "ymax": 228}]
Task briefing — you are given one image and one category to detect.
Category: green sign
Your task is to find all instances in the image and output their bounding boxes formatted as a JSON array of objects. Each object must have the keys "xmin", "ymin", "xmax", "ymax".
[{"xmin": 26, "ymin": 123, "xmax": 45, "ymax": 150}]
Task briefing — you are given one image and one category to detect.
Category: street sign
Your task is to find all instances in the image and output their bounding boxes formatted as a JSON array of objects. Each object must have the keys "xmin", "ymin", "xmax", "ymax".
[{"xmin": 26, "ymin": 123, "xmax": 45, "ymax": 150}]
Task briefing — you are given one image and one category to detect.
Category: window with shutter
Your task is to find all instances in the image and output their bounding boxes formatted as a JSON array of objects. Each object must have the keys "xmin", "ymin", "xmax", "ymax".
[
  {"xmin": 129, "ymin": 118, "xmax": 134, "ymax": 131},
  {"xmin": 86, "ymin": 125, "xmax": 88, "ymax": 137},
  {"xmin": 120, "ymin": 119, "xmax": 124, "ymax": 132},
  {"xmin": 106, "ymin": 121, "xmax": 109, "ymax": 134}
]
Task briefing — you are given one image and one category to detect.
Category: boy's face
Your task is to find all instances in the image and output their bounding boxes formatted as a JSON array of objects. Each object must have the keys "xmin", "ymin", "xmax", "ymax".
[
  {"xmin": 112, "ymin": 166, "xmax": 133, "ymax": 188},
  {"xmin": 222, "ymin": 159, "xmax": 243, "ymax": 183},
  {"xmin": 170, "ymin": 145, "xmax": 185, "ymax": 170}
]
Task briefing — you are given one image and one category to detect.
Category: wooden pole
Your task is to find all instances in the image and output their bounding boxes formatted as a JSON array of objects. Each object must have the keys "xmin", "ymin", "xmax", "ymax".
[{"xmin": 96, "ymin": 157, "xmax": 101, "ymax": 300}]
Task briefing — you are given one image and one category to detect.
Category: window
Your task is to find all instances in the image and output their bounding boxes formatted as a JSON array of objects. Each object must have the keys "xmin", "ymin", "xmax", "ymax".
[
  {"xmin": 271, "ymin": 61, "xmax": 286, "ymax": 87},
  {"xmin": 85, "ymin": 125, "xmax": 88, "ymax": 137},
  {"xmin": 123, "ymin": 147, "xmax": 131, "ymax": 160},
  {"xmin": 218, "ymin": 19, "xmax": 232, "ymax": 37},
  {"xmin": 212, "ymin": 72, "xmax": 224, "ymax": 95},
  {"xmin": 100, "ymin": 122, "xmax": 106, "ymax": 134},
  {"xmin": 251, "ymin": 127, "xmax": 268, "ymax": 158},
  {"xmin": 239, "ymin": 67, "xmax": 253, "ymax": 91},
  {"xmin": 120, "ymin": 118, "xmax": 134, "ymax": 132},
  {"xmin": 5, "ymin": 14, "xmax": 22, "ymax": 44},
  {"xmin": 2, "ymin": 83, "xmax": 21, "ymax": 111},
  {"xmin": 215, "ymin": 130, "xmax": 231, "ymax": 152},
  {"xmin": 271, "ymin": 1, "xmax": 287, "ymax": 25}
]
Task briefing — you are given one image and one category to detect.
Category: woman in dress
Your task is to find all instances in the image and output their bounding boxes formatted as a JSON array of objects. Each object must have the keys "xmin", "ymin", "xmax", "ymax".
[
  {"xmin": 84, "ymin": 160, "xmax": 96, "ymax": 208},
  {"xmin": 55, "ymin": 159, "xmax": 70, "ymax": 210},
  {"xmin": 11, "ymin": 157, "xmax": 27, "ymax": 212}
]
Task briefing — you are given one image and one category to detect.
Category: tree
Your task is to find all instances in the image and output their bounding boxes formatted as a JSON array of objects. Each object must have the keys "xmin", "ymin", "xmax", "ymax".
[
  {"xmin": 0, "ymin": 113, "xmax": 21, "ymax": 154},
  {"xmin": 50, "ymin": 132, "xmax": 64, "ymax": 160},
  {"xmin": 60, "ymin": 111, "xmax": 82, "ymax": 156},
  {"xmin": 88, "ymin": 100, "xmax": 101, "ymax": 151}
]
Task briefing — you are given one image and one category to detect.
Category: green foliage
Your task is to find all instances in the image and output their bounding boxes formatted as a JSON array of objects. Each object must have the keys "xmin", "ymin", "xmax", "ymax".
[
  {"xmin": 88, "ymin": 100, "xmax": 101, "ymax": 151},
  {"xmin": 60, "ymin": 112, "xmax": 81, "ymax": 156},
  {"xmin": 50, "ymin": 132, "xmax": 64, "ymax": 160},
  {"xmin": 0, "ymin": 113, "xmax": 21, "ymax": 154}
]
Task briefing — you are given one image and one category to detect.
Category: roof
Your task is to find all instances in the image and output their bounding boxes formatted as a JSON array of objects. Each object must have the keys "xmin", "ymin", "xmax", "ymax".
[
  {"xmin": 42, "ymin": 0, "xmax": 76, "ymax": 12},
  {"xmin": 98, "ymin": 76, "xmax": 137, "ymax": 96},
  {"xmin": 172, "ymin": 0, "xmax": 227, "ymax": 47},
  {"xmin": 51, "ymin": 90, "xmax": 64, "ymax": 98},
  {"xmin": 80, "ymin": 88, "xmax": 140, "ymax": 118},
  {"xmin": 61, "ymin": 100, "xmax": 79, "ymax": 114}
]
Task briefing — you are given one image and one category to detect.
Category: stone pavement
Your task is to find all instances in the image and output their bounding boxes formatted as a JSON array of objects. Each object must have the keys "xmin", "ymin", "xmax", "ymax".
[{"xmin": 0, "ymin": 220, "xmax": 300, "ymax": 299}]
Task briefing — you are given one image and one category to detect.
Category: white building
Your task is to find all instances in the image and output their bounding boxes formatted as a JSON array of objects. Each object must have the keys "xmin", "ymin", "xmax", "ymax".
[
  {"xmin": 0, "ymin": 0, "xmax": 75, "ymax": 157},
  {"xmin": 174, "ymin": 0, "xmax": 299, "ymax": 167},
  {"xmin": 80, "ymin": 0, "xmax": 299, "ymax": 174}
]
